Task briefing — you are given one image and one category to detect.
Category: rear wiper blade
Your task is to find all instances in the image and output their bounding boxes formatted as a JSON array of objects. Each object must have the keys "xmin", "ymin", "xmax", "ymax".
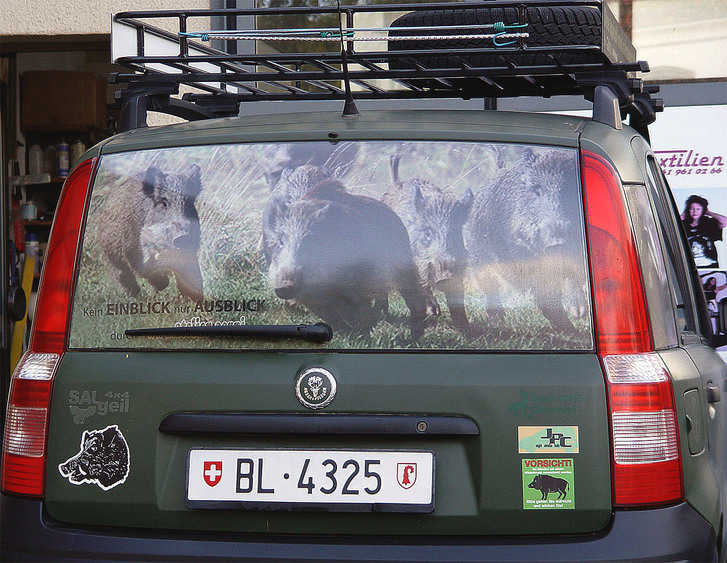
[{"xmin": 125, "ymin": 322, "xmax": 333, "ymax": 343}]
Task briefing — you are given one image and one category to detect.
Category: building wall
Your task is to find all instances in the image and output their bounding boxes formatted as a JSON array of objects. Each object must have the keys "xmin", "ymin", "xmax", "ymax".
[
  {"xmin": 632, "ymin": 0, "xmax": 727, "ymax": 81},
  {"xmin": 0, "ymin": 0, "xmax": 210, "ymax": 37}
]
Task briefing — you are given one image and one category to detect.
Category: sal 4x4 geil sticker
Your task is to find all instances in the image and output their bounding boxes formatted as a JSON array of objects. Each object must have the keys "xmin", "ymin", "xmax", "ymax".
[
  {"xmin": 67, "ymin": 389, "xmax": 131, "ymax": 425},
  {"xmin": 521, "ymin": 458, "xmax": 574, "ymax": 510},
  {"xmin": 58, "ymin": 425, "xmax": 130, "ymax": 491}
]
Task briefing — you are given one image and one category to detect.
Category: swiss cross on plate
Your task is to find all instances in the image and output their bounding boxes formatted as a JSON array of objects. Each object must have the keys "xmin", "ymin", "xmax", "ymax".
[
  {"xmin": 397, "ymin": 462, "xmax": 417, "ymax": 489},
  {"xmin": 203, "ymin": 460, "xmax": 222, "ymax": 487}
]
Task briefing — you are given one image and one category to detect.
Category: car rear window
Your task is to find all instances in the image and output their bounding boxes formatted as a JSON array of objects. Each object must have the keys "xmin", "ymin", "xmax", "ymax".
[{"xmin": 68, "ymin": 141, "xmax": 592, "ymax": 351}]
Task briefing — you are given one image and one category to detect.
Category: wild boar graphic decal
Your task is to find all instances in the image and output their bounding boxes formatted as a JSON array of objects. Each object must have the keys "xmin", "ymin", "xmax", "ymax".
[
  {"xmin": 58, "ymin": 425, "xmax": 130, "ymax": 491},
  {"xmin": 528, "ymin": 474, "xmax": 569, "ymax": 500}
]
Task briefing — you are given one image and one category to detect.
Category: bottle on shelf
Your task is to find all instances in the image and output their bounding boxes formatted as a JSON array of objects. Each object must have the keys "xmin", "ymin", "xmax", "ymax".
[
  {"xmin": 20, "ymin": 201, "xmax": 38, "ymax": 220},
  {"xmin": 43, "ymin": 145, "xmax": 56, "ymax": 176},
  {"xmin": 57, "ymin": 140, "xmax": 70, "ymax": 178},
  {"xmin": 25, "ymin": 232, "xmax": 41, "ymax": 277},
  {"xmin": 16, "ymin": 139, "xmax": 26, "ymax": 177},
  {"xmin": 29, "ymin": 145, "xmax": 43, "ymax": 176},
  {"xmin": 71, "ymin": 139, "xmax": 86, "ymax": 167}
]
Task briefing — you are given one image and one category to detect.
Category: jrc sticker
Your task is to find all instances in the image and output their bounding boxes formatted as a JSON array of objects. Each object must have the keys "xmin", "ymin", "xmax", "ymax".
[
  {"xmin": 518, "ymin": 426, "xmax": 579, "ymax": 454},
  {"xmin": 522, "ymin": 458, "xmax": 574, "ymax": 510}
]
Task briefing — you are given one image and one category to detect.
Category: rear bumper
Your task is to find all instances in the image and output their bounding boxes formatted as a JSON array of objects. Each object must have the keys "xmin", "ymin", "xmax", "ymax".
[{"xmin": 0, "ymin": 494, "xmax": 716, "ymax": 562}]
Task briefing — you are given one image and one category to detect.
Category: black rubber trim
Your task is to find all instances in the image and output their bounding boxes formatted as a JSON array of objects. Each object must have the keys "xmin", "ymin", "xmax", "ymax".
[
  {"xmin": 159, "ymin": 413, "xmax": 480, "ymax": 436},
  {"xmin": 0, "ymin": 496, "xmax": 716, "ymax": 562},
  {"xmin": 125, "ymin": 322, "xmax": 333, "ymax": 343}
]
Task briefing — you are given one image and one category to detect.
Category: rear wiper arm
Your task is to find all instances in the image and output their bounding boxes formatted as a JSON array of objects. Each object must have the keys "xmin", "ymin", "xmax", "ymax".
[{"xmin": 125, "ymin": 322, "xmax": 333, "ymax": 343}]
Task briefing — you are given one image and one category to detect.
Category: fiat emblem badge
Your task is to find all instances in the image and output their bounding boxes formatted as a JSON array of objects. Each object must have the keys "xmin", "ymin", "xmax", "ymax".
[{"xmin": 296, "ymin": 367, "xmax": 336, "ymax": 410}]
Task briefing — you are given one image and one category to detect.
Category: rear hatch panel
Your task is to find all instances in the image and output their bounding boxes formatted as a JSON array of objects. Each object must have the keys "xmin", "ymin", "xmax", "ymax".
[
  {"xmin": 46, "ymin": 352, "xmax": 611, "ymax": 535},
  {"xmin": 45, "ymin": 128, "xmax": 611, "ymax": 536}
]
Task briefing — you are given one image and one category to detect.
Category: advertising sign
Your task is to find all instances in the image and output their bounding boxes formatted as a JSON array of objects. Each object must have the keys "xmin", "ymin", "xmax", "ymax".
[
  {"xmin": 651, "ymin": 105, "xmax": 727, "ymax": 264},
  {"xmin": 650, "ymin": 105, "xmax": 727, "ymax": 341}
]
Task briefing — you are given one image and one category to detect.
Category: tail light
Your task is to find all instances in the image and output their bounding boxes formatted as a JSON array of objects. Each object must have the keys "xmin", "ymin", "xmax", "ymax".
[
  {"xmin": 2, "ymin": 158, "xmax": 95, "ymax": 497},
  {"xmin": 581, "ymin": 151, "xmax": 683, "ymax": 507},
  {"xmin": 603, "ymin": 354, "xmax": 681, "ymax": 505}
]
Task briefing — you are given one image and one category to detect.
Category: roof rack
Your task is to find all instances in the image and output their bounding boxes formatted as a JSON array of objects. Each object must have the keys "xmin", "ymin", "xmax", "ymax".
[{"xmin": 110, "ymin": 0, "xmax": 663, "ymax": 138}]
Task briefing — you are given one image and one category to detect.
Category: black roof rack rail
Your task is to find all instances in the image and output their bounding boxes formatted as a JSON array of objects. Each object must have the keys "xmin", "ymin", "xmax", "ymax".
[{"xmin": 110, "ymin": 0, "xmax": 662, "ymax": 138}]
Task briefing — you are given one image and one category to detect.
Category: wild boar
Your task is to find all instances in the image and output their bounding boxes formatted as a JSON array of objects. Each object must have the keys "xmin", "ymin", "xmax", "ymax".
[
  {"xmin": 383, "ymin": 155, "xmax": 474, "ymax": 333},
  {"xmin": 99, "ymin": 164, "xmax": 203, "ymax": 301},
  {"xmin": 262, "ymin": 164, "xmax": 348, "ymax": 272},
  {"xmin": 263, "ymin": 193, "xmax": 427, "ymax": 340},
  {"xmin": 528, "ymin": 474, "xmax": 569, "ymax": 500},
  {"xmin": 58, "ymin": 425, "xmax": 130, "ymax": 491},
  {"xmin": 261, "ymin": 142, "xmax": 359, "ymax": 189},
  {"xmin": 464, "ymin": 148, "xmax": 580, "ymax": 333},
  {"xmin": 269, "ymin": 163, "xmax": 343, "ymax": 203}
]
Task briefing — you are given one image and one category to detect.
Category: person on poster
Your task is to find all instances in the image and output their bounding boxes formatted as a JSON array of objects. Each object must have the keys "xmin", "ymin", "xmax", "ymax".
[
  {"xmin": 702, "ymin": 276, "xmax": 727, "ymax": 335},
  {"xmin": 681, "ymin": 195, "xmax": 727, "ymax": 268},
  {"xmin": 702, "ymin": 276, "xmax": 727, "ymax": 303}
]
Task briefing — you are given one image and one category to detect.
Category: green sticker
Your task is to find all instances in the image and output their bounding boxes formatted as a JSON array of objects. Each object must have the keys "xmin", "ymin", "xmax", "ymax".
[
  {"xmin": 522, "ymin": 458, "xmax": 574, "ymax": 510},
  {"xmin": 518, "ymin": 426, "xmax": 579, "ymax": 454}
]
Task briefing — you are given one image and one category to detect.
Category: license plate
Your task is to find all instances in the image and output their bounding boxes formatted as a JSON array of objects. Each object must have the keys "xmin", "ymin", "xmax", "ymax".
[{"xmin": 186, "ymin": 449, "xmax": 434, "ymax": 512}]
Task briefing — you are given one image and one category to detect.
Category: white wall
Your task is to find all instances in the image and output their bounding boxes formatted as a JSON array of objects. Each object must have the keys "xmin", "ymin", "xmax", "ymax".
[
  {"xmin": 633, "ymin": 0, "xmax": 727, "ymax": 81},
  {"xmin": 0, "ymin": 0, "xmax": 210, "ymax": 37}
]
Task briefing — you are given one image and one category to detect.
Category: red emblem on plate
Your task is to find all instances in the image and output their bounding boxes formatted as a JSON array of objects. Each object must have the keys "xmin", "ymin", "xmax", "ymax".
[
  {"xmin": 397, "ymin": 462, "xmax": 417, "ymax": 489},
  {"xmin": 203, "ymin": 460, "xmax": 223, "ymax": 487}
]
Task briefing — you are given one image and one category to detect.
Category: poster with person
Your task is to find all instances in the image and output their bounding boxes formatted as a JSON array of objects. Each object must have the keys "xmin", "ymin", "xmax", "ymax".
[
  {"xmin": 650, "ymin": 105, "xmax": 727, "ymax": 349},
  {"xmin": 679, "ymin": 194, "xmax": 727, "ymax": 269},
  {"xmin": 700, "ymin": 272, "xmax": 727, "ymax": 336},
  {"xmin": 650, "ymin": 105, "xmax": 727, "ymax": 267}
]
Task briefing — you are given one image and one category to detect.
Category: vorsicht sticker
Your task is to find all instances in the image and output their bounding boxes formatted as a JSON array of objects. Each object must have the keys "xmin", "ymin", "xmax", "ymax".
[
  {"xmin": 522, "ymin": 458, "xmax": 574, "ymax": 510},
  {"xmin": 58, "ymin": 425, "xmax": 130, "ymax": 491},
  {"xmin": 518, "ymin": 426, "xmax": 579, "ymax": 454}
]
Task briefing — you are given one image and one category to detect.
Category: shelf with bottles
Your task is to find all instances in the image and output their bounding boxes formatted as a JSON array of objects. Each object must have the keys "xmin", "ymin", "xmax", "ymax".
[
  {"xmin": 24, "ymin": 137, "xmax": 86, "ymax": 179},
  {"xmin": 23, "ymin": 220, "xmax": 53, "ymax": 228},
  {"xmin": 10, "ymin": 174, "xmax": 65, "ymax": 189},
  {"xmin": 13, "ymin": 183, "xmax": 57, "ymax": 226}
]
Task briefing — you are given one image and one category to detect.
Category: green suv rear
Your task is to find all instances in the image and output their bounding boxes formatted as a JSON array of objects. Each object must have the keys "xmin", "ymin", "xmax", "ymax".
[{"xmin": 2, "ymin": 2, "xmax": 725, "ymax": 562}]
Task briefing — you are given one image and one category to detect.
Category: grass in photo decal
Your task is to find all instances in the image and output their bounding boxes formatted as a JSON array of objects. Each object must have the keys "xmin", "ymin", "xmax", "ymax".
[
  {"xmin": 522, "ymin": 458, "xmax": 574, "ymax": 510},
  {"xmin": 68, "ymin": 142, "xmax": 593, "ymax": 351}
]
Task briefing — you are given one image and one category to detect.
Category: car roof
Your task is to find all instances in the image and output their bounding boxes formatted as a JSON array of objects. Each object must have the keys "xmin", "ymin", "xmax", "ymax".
[
  {"xmin": 94, "ymin": 109, "xmax": 645, "ymax": 183},
  {"xmin": 101, "ymin": 110, "xmax": 586, "ymax": 152}
]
